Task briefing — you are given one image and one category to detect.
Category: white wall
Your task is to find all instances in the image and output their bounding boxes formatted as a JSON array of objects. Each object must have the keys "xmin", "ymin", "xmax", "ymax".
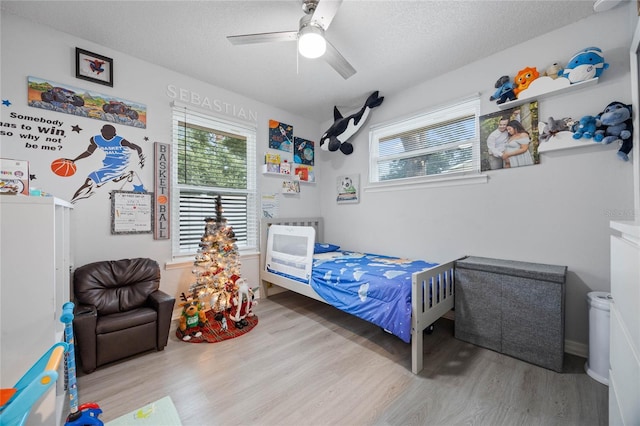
[
  {"xmin": 317, "ymin": 3, "xmax": 636, "ymax": 350},
  {"xmin": 0, "ymin": 13, "xmax": 322, "ymax": 301},
  {"xmin": 1, "ymin": 3, "xmax": 636, "ymax": 352}
]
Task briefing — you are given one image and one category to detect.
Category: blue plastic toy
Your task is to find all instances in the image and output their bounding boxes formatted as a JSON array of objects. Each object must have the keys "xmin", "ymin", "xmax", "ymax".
[
  {"xmin": 0, "ymin": 342, "xmax": 68, "ymax": 426},
  {"xmin": 60, "ymin": 302, "xmax": 104, "ymax": 426}
]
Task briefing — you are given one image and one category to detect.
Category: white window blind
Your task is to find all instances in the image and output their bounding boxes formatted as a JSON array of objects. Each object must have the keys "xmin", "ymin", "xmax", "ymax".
[
  {"xmin": 172, "ymin": 105, "xmax": 257, "ymax": 255},
  {"xmin": 369, "ymin": 96, "xmax": 480, "ymax": 184}
]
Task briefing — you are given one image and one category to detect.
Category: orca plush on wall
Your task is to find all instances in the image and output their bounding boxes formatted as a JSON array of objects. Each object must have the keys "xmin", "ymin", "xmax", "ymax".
[{"xmin": 320, "ymin": 91, "xmax": 384, "ymax": 155}]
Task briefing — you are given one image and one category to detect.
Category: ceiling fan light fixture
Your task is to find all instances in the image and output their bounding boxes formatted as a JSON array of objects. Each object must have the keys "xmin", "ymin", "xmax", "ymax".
[
  {"xmin": 298, "ymin": 24, "xmax": 326, "ymax": 59},
  {"xmin": 593, "ymin": 0, "xmax": 622, "ymax": 12}
]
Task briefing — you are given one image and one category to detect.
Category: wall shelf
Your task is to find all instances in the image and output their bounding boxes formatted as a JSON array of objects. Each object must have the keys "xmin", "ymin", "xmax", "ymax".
[
  {"xmin": 537, "ymin": 131, "xmax": 603, "ymax": 153},
  {"xmin": 262, "ymin": 164, "xmax": 316, "ymax": 184},
  {"xmin": 262, "ymin": 170, "xmax": 315, "ymax": 184},
  {"xmin": 498, "ymin": 77, "xmax": 599, "ymax": 110}
]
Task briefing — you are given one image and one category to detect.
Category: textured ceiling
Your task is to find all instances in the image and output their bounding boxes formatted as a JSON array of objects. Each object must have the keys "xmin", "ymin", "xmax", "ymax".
[{"xmin": 1, "ymin": 0, "xmax": 599, "ymax": 122}]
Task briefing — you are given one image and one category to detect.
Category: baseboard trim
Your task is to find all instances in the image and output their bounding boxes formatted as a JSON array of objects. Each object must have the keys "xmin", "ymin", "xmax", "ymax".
[{"xmin": 565, "ymin": 339, "xmax": 588, "ymax": 358}]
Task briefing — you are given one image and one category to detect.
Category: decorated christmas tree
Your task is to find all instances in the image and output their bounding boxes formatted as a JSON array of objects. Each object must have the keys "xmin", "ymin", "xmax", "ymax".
[
  {"xmin": 189, "ymin": 195, "xmax": 241, "ymax": 317},
  {"xmin": 178, "ymin": 195, "xmax": 256, "ymax": 342}
]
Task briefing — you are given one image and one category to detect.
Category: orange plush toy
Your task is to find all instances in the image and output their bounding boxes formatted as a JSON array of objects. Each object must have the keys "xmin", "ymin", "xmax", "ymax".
[{"xmin": 513, "ymin": 67, "xmax": 540, "ymax": 97}]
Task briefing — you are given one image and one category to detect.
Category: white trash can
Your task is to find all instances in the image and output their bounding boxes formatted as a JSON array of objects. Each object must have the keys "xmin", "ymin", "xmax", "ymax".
[{"xmin": 585, "ymin": 291, "xmax": 611, "ymax": 385}]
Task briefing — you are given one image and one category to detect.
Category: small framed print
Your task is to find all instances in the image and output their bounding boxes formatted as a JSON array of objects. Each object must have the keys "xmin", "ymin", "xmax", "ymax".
[
  {"xmin": 336, "ymin": 174, "xmax": 360, "ymax": 204},
  {"xmin": 111, "ymin": 191, "xmax": 153, "ymax": 234},
  {"xmin": 76, "ymin": 47, "xmax": 113, "ymax": 87}
]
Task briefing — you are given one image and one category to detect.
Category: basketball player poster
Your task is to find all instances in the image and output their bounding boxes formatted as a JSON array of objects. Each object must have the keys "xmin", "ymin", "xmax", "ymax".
[{"xmin": 53, "ymin": 124, "xmax": 147, "ymax": 203}]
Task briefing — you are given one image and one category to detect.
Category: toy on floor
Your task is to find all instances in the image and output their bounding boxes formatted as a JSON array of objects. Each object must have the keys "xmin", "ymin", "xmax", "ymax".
[
  {"xmin": 61, "ymin": 302, "xmax": 104, "ymax": 426},
  {"xmin": 594, "ymin": 101, "xmax": 633, "ymax": 161},
  {"xmin": 179, "ymin": 293, "xmax": 208, "ymax": 341},
  {"xmin": 0, "ymin": 342, "xmax": 67, "ymax": 426},
  {"xmin": 229, "ymin": 279, "xmax": 256, "ymax": 328}
]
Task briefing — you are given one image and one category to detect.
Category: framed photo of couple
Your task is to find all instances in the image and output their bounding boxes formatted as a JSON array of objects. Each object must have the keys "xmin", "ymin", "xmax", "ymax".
[{"xmin": 480, "ymin": 101, "xmax": 539, "ymax": 171}]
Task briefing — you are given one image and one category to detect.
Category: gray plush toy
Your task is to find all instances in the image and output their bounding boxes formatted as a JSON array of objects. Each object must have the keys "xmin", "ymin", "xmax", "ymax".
[{"xmin": 540, "ymin": 117, "xmax": 572, "ymax": 143}]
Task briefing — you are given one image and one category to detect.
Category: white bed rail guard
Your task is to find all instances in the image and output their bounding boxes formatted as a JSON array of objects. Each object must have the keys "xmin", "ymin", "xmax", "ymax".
[
  {"xmin": 260, "ymin": 217, "xmax": 323, "ymax": 299},
  {"xmin": 264, "ymin": 225, "xmax": 315, "ymax": 281},
  {"xmin": 411, "ymin": 261, "xmax": 456, "ymax": 374}
]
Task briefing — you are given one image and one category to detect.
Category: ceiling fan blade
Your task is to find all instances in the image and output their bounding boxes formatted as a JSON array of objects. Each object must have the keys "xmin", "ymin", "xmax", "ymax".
[
  {"xmin": 227, "ymin": 30, "xmax": 297, "ymax": 45},
  {"xmin": 324, "ymin": 40, "xmax": 356, "ymax": 79},
  {"xmin": 311, "ymin": 0, "xmax": 342, "ymax": 30}
]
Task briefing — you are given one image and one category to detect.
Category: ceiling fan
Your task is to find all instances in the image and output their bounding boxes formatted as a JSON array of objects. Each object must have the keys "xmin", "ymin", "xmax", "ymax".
[{"xmin": 227, "ymin": 0, "xmax": 356, "ymax": 80}]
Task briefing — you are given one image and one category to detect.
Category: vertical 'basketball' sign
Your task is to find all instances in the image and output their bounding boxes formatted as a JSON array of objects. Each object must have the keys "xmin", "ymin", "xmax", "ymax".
[{"xmin": 154, "ymin": 142, "xmax": 171, "ymax": 240}]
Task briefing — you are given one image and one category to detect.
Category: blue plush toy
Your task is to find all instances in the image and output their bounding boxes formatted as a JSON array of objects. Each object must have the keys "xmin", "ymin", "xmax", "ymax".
[
  {"xmin": 561, "ymin": 47, "xmax": 609, "ymax": 83},
  {"xmin": 594, "ymin": 101, "xmax": 633, "ymax": 161},
  {"xmin": 572, "ymin": 115, "xmax": 599, "ymax": 139},
  {"xmin": 489, "ymin": 75, "xmax": 516, "ymax": 104}
]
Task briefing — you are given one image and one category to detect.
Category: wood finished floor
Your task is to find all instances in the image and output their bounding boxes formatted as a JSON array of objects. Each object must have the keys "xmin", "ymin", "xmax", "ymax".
[{"xmin": 76, "ymin": 291, "xmax": 607, "ymax": 426}]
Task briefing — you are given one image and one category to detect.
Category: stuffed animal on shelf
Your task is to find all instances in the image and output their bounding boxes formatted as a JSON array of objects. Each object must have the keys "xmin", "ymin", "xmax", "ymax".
[
  {"xmin": 540, "ymin": 117, "xmax": 573, "ymax": 143},
  {"xmin": 572, "ymin": 115, "xmax": 600, "ymax": 140},
  {"xmin": 542, "ymin": 62, "xmax": 564, "ymax": 80},
  {"xmin": 513, "ymin": 67, "xmax": 540, "ymax": 97},
  {"xmin": 179, "ymin": 292, "xmax": 208, "ymax": 341},
  {"xmin": 594, "ymin": 101, "xmax": 633, "ymax": 161},
  {"xmin": 489, "ymin": 75, "xmax": 516, "ymax": 104},
  {"xmin": 561, "ymin": 47, "xmax": 609, "ymax": 83}
]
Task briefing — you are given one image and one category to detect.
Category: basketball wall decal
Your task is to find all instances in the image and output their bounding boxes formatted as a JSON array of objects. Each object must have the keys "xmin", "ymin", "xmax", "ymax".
[{"xmin": 51, "ymin": 158, "xmax": 77, "ymax": 177}]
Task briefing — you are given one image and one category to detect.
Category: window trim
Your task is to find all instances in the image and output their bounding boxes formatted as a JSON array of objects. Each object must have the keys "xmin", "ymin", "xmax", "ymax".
[
  {"xmin": 170, "ymin": 102, "xmax": 258, "ymax": 258},
  {"xmin": 364, "ymin": 172, "xmax": 488, "ymax": 193},
  {"xmin": 368, "ymin": 95, "xmax": 485, "ymax": 189}
]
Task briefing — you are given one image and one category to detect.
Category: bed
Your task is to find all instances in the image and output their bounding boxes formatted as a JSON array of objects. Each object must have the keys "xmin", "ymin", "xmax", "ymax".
[{"xmin": 259, "ymin": 217, "xmax": 456, "ymax": 374}]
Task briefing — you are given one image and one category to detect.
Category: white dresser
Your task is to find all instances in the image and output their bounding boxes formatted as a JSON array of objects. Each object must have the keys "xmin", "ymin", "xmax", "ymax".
[
  {"xmin": 611, "ymin": 13, "xmax": 640, "ymax": 426},
  {"xmin": 0, "ymin": 196, "xmax": 73, "ymax": 425},
  {"xmin": 609, "ymin": 221, "xmax": 640, "ymax": 426}
]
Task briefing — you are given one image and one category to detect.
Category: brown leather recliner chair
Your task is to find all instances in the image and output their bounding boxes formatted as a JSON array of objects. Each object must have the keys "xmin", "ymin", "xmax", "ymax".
[{"xmin": 72, "ymin": 258, "xmax": 175, "ymax": 373}]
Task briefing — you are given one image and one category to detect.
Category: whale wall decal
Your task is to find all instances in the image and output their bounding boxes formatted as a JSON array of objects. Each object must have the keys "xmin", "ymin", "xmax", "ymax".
[{"xmin": 319, "ymin": 91, "xmax": 384, "ymax": 155}]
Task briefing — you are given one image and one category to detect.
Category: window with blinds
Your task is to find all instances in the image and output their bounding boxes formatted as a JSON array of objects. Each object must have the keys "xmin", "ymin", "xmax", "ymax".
[
  {"xmin": 172, "ymin": 105, "xmax": 257, "ymax": 255},
  {"xmin": 369, "ymin": 97, "xmax": 480, "ymax": 184}
]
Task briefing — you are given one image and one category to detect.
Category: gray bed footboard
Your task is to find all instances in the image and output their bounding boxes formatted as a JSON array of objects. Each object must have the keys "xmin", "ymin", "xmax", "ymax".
[{"xmin": 411, "ymin": 262, "xmax": 456, "ymax": 374}]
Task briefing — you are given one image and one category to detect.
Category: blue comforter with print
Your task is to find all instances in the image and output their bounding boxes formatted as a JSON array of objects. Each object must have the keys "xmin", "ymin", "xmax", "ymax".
[{"xmin": 311, "ymin": 251, "xmax": 437, "ymax": 343}]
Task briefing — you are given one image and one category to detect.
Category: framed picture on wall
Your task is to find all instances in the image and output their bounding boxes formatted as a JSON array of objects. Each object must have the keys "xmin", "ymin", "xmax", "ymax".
[
  {"xmin": 479, "ymin": 101, "xmax": 539, "ymax": 171},
  {"xmin": 28, "ymin": 76, "xmax": 146, "ymax": 128},
  {"xmin": 76, "ymin": 47, "xmax": 113, "ymax": 87},
  {"xmin": 336, "ymin": 174, "xmax": 360, "ymax": 204},
  {"xmin": 111, "ymin": 190, "xmax": 154, "ymax": 234},
  {"xmin": 293, "ymin": 137, "xmax": 314, "ymax": 165},
  {"xmin": 268, "ymin": 119, "xmax": 293, "ymax": 153}
]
